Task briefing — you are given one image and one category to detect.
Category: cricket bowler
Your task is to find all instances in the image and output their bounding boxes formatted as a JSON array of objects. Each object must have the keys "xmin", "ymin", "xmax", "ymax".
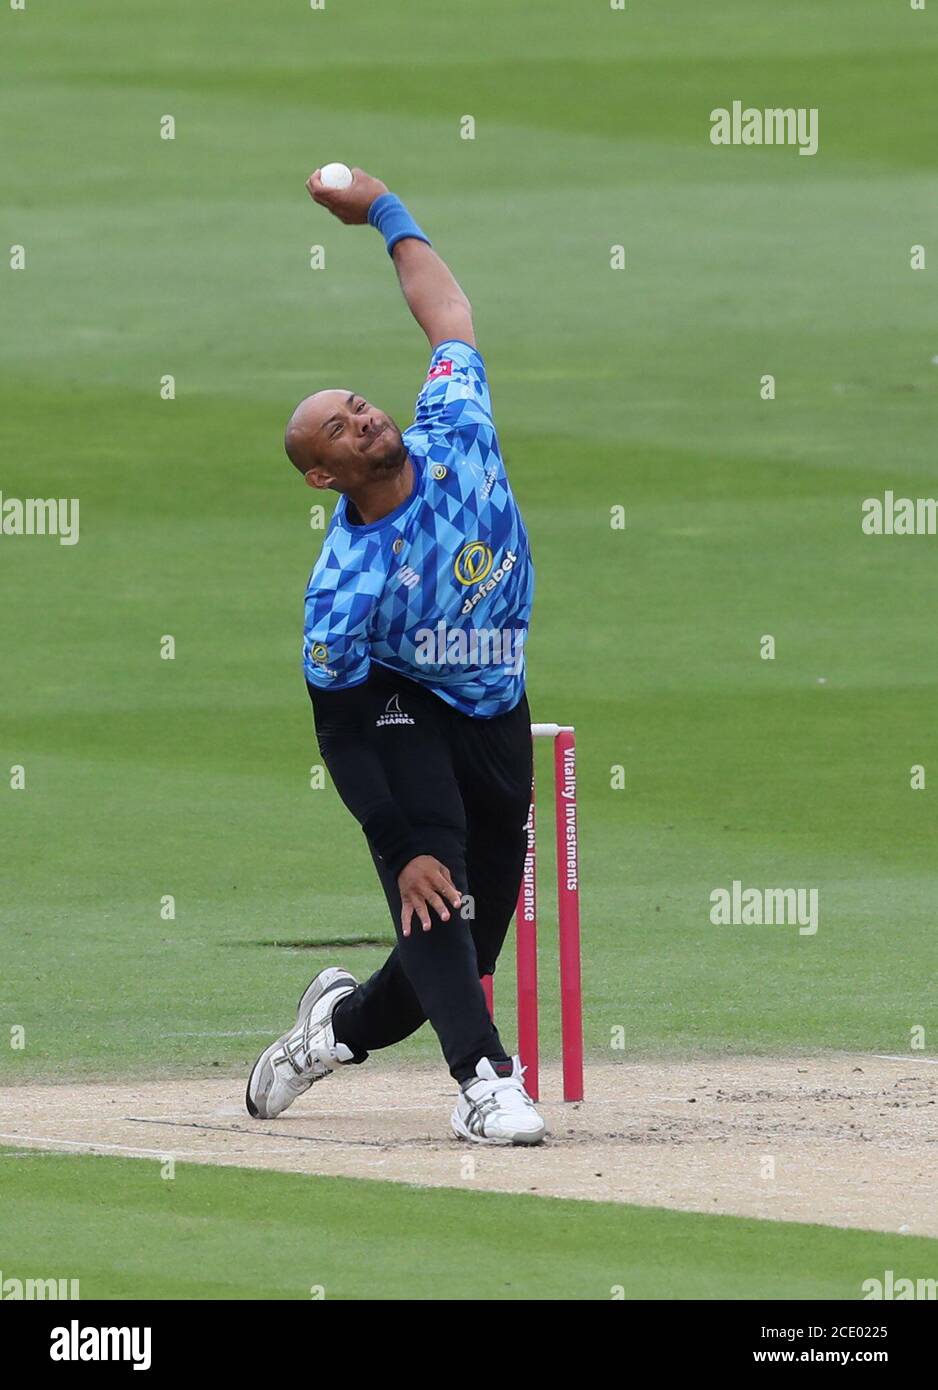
[{"xmin": 246, "ymin": 167, "xmax": 544, "ymax": 1144}]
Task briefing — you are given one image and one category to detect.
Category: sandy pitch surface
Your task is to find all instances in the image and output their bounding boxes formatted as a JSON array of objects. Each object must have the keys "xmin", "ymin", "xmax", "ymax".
[{"xmin": 1, "ymin": 1056, "xmax": 935, "ymax": 1237}]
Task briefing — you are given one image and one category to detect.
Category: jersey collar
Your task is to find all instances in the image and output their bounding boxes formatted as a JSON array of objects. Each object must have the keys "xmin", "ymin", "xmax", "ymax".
[{"xmin": 336, "ymin": 452, "xmax": 422, "ymax": 534}]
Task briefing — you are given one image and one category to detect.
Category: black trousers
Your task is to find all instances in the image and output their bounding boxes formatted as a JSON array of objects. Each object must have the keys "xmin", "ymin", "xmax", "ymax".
[{"xmin": 331, "ymin": 666, "xmax": 532, "ymax": 1084}]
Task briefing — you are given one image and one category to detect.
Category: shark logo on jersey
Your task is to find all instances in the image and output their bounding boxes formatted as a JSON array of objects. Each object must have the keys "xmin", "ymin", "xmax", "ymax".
[
  {"xmin": 464, "ymin": 458, "xmax": 497, "ymax": 499},
  {"xmin": 376, "ymin": 694, "xmax": 415, "ymax": 727}
]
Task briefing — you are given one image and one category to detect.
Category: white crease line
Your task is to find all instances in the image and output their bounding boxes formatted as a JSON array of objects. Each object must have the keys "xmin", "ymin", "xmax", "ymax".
[
  {"xmin": 161, "ymin": 1030, "xmax": 277, "ymax": 1038},
  {"xmin": 0, "ymin": 1132, "xmax": 227, "ymax": 1159},
  {"xmin": 871, "ymin": 1054, "xmax": 938, "ymax": 1065}
]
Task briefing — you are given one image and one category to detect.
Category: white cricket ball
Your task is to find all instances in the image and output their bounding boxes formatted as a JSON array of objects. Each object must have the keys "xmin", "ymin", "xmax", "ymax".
[{"xmin": 320, "ymin": 162, "xmax": 353, "ymax": 191}]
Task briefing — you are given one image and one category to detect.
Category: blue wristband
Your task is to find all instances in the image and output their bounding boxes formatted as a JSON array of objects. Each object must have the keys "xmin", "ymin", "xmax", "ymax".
[{"xmin": 367, "ymin": 192, "xmax": 431, "ymax": 256}]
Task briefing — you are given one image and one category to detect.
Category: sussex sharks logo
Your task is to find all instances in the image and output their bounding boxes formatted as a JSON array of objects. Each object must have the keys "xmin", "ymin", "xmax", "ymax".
[{"xmin": 375, "ymin": 694, "xmax": 415, "ymax": 728}]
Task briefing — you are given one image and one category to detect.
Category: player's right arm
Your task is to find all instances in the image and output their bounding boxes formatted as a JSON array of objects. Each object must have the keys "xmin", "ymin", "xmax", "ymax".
[
  {"xmin": 388, "ymin": 238, "xmax": 474, "ymax": 350},
  {"xmin": 307, "ymin": 167, "xmax": 475, "ymax": 349}
]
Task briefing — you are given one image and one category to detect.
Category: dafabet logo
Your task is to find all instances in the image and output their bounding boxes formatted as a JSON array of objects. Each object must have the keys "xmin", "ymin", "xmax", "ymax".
[{"xmin": 453, "ymin": 541, "xmax": 493, "ymax": 586}]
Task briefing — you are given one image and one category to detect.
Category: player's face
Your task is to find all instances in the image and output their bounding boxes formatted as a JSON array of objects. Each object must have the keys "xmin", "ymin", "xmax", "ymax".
[{"xmin": 290, "ymin": 389, "xmax": 406, "ymax": 489}]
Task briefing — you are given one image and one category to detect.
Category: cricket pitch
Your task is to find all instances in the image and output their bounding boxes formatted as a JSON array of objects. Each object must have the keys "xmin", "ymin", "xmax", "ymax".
[{"xmin": 1, "ymin": 1055, "xmax": 934, "ymax": 1237}]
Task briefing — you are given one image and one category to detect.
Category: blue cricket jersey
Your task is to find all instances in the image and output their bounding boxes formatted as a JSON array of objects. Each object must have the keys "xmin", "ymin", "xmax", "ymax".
[{"xmin": 302, "ymin": 340, "xmax": 533, "ymax": 718}]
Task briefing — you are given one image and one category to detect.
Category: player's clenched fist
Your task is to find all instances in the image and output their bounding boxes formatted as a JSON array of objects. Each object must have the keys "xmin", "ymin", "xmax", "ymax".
[
  {"xmin": 398, "ymin": 855, "xmax": 462, "ymax": 936},
  {"xmin": 306, "ymin": 167, "xmax": 388, "ymax": 224}
]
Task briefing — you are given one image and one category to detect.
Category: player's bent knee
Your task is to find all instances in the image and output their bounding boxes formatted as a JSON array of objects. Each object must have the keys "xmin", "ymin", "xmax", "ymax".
[{"xmin": 410, "ymin": 827, "xmax": 467, "ymax": 885}]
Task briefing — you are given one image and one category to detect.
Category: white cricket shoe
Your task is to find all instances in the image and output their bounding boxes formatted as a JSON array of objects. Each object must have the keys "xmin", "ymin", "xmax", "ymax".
[
  {"xmin": 245, "ymin": 967, "xmax": 357, "ymax": 1120},
  {"xmin": 451, "ymin": 1057, "xmax": 546, "ymax": 1146}
]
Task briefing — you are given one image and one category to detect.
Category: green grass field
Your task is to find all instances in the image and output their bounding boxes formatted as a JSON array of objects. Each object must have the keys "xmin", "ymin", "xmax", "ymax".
[
  {"xmin": 2, "ymin": 0, "xmax": 937, "ymax": 1298},
  {"xmin": 4, "ymin": 1150, "xmax": 936, "ymax": 1301}
]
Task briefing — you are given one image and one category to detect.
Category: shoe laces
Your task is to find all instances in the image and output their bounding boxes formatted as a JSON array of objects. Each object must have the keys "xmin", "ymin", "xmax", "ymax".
[
  {"xmin": 471, "ymin": 1069, "xmax": 530, "ymax": 1106},
  {"xmin": 281, "ymin": 1012, "xmax": 328, "ymax": 1076}
]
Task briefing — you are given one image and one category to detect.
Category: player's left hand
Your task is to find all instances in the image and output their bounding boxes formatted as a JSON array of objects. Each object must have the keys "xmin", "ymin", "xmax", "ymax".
[
  {"xmin": 306, "ymin": 167, "xmax": 388, "ymax": 225},
  {"xmin": 398, "ymin": 855, "xmax": 462, "ymax": 936}
]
